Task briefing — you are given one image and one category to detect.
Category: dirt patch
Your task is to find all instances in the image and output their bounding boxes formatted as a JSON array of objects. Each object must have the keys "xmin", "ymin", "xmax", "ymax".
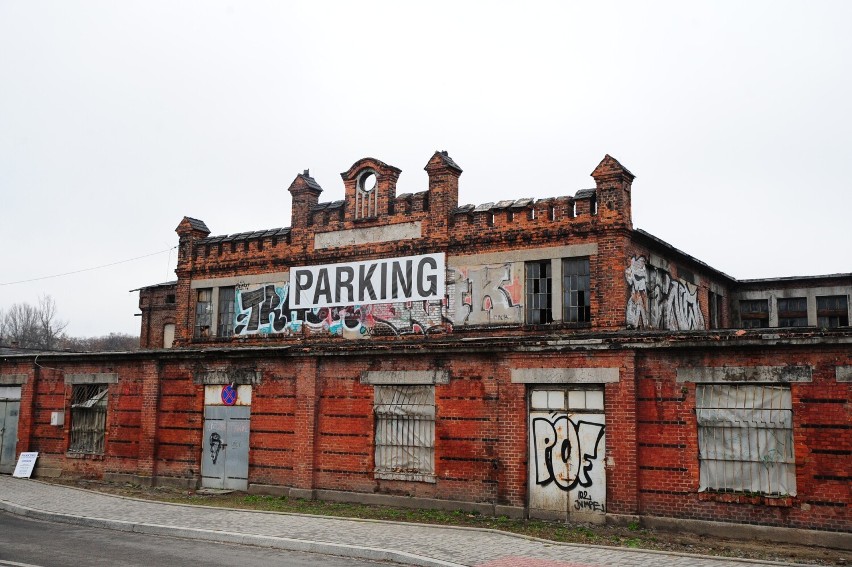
[{"xmin": 46, "ymin": 478, "xmax": 849, "ymax": 566}]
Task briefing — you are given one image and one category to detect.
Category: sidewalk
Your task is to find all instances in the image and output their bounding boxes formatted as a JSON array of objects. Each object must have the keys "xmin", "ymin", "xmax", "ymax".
[{"xmin": 0, "ymin": 475, "xmax": 808, "ymax": 567}]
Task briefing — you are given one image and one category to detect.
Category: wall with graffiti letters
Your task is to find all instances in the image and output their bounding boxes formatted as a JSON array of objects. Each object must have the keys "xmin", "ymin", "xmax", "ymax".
[
  {"xmin": 224, "ymin": 260, "xmax": 526, "ymax": 339},
  {"xmin": 447, "ymin": 263, "xmax": 524, "ymax": 326},
  {"xmin": 531, "ymin": 415, "xmax": 605, "ymax": 492},
  {"xmin": 529, "ymin": 408, "xmax": 607, "ymax": 520},
  {"xmin": 625, "ymin": 255, "xmax": 706, "ymax": 331},
  {"xmin": 233, "ymin": 281, "xmax": 446, "ymax": 339}
]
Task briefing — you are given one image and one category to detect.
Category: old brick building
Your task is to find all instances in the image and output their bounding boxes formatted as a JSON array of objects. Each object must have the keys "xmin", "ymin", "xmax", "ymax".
[{"xmin": 2, "ymin": 152, "xmax": 850, "ymax": 541}]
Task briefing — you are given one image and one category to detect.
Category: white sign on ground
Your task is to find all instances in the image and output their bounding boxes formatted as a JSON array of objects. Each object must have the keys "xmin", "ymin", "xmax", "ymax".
[{"xmin": 12, "ymin": 452, "xmax": 38, "ymax": 478}]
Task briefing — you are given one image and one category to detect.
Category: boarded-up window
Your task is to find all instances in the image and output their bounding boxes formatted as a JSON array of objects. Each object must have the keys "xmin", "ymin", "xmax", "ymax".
[
  {"xmin": 69, "ymin": 384, "xmax": 108, "ymax": 454},
  {"xmin": 696, "ymin": 384, "xmax": 795, "ymax": 496},
  {"xmin": 374, "ymin": 385, "xmax": 435, "ymax": 482},
  {"xmin": 163, "ymin": 323, "xmax": 175, "ymax": 348}
]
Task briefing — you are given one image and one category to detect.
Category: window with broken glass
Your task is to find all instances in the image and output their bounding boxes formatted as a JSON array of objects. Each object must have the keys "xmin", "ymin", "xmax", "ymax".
[
  {"xmin": 195, "ymin": 288, "xmax": 213, "ymax": 338},
  {"xmin": 525, "ymin": 260, "xmax": 553, "ymax": 324},
  {"xmin": 217, "ymin": 286, "xmax": 236, "ymax": 337},
  {"xmin": 817, "ymin": 295, "xmax": 849, "ymax": 328},
  {"xmin": 69, "ymin": 384, "xmax": 108, "ymax": 454},
  {"xmin": 777, "ymin": 297, "xmax": 808, "ymax": 327},
  {"xmin": 708, "ymin": 291, "xmax": 723, "ymax": 329},
  {"xmin": 562, "ymin": 257, "xmax": 591, "ymax": 323},
  {"xmin": 373, "ymin": 385, "xmax": 435, "ymax": 482},
  {"xmin": 739, "ymin": 299, "xmax": 769, "ymax": 328},
  {"xmin": 696, "ymin": 384, "xmax": 795, "ymax": 496}
]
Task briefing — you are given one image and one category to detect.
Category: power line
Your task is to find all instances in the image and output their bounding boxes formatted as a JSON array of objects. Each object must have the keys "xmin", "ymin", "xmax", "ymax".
[{"xmin": 0, "ymin": 246, "xmax": 178, "ymax": 286}]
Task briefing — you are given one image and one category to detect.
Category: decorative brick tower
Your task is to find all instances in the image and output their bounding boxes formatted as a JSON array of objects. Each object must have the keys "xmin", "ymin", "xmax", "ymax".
[{"xmin": 591, "ymin": 154, "xmax": 635, "ymax": 229}]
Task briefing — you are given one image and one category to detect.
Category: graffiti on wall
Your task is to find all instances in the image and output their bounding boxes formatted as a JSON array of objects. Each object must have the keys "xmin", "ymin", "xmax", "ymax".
[
  {"xmin": 233, "ymin": 282, "xmax": 446, "ymax": 339},
  {"xmin": 209, "ymin": 432, "xmax": 222, "ymax": 464},
  {"xmin": 448, "ymin": 263, "xmax": 523, "ymax": 325},
  {"xmin": 532, "ymin": 415, "xmax": 605, "ymax": 492},
  {"xmin": 625, "ymin": 255, "xmax": 705, "ymax": 331}
]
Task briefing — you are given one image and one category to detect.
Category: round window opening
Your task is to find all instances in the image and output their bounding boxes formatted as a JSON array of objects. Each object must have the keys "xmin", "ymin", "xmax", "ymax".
[{"xmin": 358, "ymin": 170, "xmax": 377, "ymax": 193}]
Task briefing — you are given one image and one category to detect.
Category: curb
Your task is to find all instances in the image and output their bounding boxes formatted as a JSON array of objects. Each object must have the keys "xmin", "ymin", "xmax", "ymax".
[{"xmin": 0, "ymin": 498, "xmax": 465, "ymax": 567}]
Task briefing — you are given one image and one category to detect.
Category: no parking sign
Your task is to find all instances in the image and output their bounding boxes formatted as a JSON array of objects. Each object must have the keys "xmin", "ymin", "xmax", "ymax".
[{"xmin": 221, "ymin": 384, "xmax": 238, "ymax": 406}]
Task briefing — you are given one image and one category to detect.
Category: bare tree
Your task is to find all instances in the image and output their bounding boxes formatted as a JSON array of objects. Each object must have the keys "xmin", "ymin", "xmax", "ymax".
[
  {"xmin": 0, "ymin": 295, "xmax": 67, "ymax": 350},
  {"xmin": 60, "ymin": 333, "xmax": 139, "ymax": 352},
  {"xmin": 36, "ymin": 295, "xmax": 68, "ymax": 349}
]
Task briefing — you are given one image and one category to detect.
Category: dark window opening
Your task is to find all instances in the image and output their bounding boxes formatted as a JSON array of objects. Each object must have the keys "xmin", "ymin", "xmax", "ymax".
[
  {"xmin": 217, "ymin": 287, "xmax": 236, "ymax": 337},
  {"xmin": 709, "ymin": 291, "xmax": 723, "ymax": 329},
  {"xmin": 562, "ymin": 257, "xmax": 591, "ymax": 323},
  {"xmin": 526, "ymin": 261, "xmax": 552, "ymax": 324},
  {"xmin": 817, "ymin": 295, "xmax": 849, "ymax": 328},
  {"xmin": 740, "ymin": 299, "xmax": 769, "ymax": 329},
  {"xmin": 165, "ymin": 294, "xmax": 176, "ymax": 304},
  {"xmin": 195, "ymin": 288, "xmax": 213, "ymax": 338},
  {"xmin": 777, "ymin": 297, "xmax": 808, "ymax": 327}
]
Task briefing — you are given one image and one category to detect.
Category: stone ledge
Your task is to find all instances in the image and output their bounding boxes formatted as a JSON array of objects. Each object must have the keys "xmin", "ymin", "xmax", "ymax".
[
  {"xmin": 249, "ymin": 483, "xmax": 523, "ymax": 518},
  {"xmin": 629, "ymin": 514, "xmax": 852, "ymax": 551}
]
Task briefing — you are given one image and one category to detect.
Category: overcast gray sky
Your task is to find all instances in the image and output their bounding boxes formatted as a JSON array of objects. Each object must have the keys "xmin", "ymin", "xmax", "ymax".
[{"xmin": 1, "ymin": 1, "xmax": 850, "ymax": 338}]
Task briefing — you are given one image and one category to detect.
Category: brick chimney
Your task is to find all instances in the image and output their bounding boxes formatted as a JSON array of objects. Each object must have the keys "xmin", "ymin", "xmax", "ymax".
[
  {"xmin": 288, "ymin": 170, "xmax": 324, "ymax": 229},
  {"xmin": 424, "ymin": 150, "xmax": 462, "ymax": 238},
  {"xmin": 175, "ymin": 216, "xmax": 210, "ymax": 265},
  {"xmin": 591, "ymin": 154, "xmax": 635, "ymax": 228}
]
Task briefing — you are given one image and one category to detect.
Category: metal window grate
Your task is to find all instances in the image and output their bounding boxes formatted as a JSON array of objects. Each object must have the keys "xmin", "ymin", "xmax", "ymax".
[
  {"xmin": 374, "ymin": 385, "xmax": 435, "ymax": 482},
  {"xmin": 696, "ymin": 384, "xmax": 795, "ymax": 496},
  {"xmin": 69, "ymin": 384, "xmax": 108, "ymax": 454}
]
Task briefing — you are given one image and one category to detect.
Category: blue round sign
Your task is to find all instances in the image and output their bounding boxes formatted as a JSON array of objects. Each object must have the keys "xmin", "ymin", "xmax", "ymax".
[{"xmin": 221, "ymin": 385, "xmax": 238, "ymax": 406}]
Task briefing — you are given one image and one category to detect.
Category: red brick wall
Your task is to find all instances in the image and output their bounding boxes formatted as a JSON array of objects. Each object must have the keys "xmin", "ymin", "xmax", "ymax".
[
  {"xmin": 634, "ymin": 347, "xmax": 851, "ymax": 532},
  {"xmin": 138, "ymin": 285, "xmax": 176, "ymax": 349},
  {"xmin": 3, "ymin": 336, "xmax": 850, "ymax": 531}
]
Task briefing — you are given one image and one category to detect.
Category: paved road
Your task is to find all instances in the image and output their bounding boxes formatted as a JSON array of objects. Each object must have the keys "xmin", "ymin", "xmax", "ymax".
[
  {"xmin": 0, "ymin": 476, "xmax": 805, "ymax": 567},
  {"xmin": 0, "ymin": 510, "xmax": 392, "ymax": 567}
]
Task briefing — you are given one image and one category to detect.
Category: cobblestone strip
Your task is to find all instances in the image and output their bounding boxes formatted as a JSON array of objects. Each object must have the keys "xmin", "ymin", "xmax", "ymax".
[{"xmin": 0, "ymin": 477, "xmax": 807, "ymax": 567}]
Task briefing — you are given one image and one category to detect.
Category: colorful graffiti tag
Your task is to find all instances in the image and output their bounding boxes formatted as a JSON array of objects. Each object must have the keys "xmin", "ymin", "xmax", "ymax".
[{"xmin": 233, "ymin": 282, "xmax": 446, "ymax": 339}]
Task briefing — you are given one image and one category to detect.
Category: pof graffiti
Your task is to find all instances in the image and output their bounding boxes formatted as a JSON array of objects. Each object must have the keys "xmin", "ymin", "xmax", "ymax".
[
  {"xmin": 234, "ymin": 283, "xmax": 447, "ymax": 339},
  {"xmin": 625, "ymin": 255, "xmax": 705, "ymax": 331},
  {"xmin": 532, "ymin": 415, "xmax": 605, "ymax": 492}
]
